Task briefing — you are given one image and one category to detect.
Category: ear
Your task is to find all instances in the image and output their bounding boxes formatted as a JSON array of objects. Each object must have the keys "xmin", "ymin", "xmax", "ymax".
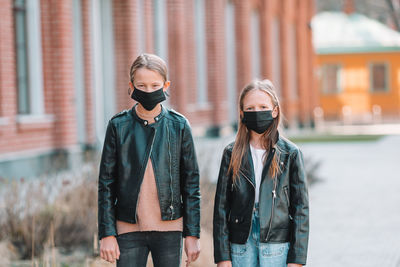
[
  {"xmin": 129, "ymin": 82, "xmax": 134, "ymax": 90},
  {"xmin": 239, "ymin": 110, "xmax": 244, "ymax": 119},
  {"xmin": 272, "ymin": 106, "xmax": 279, "ymax": 118},
  {"xmin": 163, "ymin": 81, "xmax": 171, "ymax": 92}
]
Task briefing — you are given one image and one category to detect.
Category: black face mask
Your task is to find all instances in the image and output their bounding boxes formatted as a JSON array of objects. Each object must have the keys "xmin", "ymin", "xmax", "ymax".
[
  {"xmin": 131, "ymin": 87, "xmax": 166, "ymax": 111},
  {"xmin": 242, "ymin": 110, "xmax": 274, "ymax": 134}
]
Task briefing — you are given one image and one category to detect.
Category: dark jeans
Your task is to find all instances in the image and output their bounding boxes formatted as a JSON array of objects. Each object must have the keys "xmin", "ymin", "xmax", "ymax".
[{"xmin": 116, "ymin": 231, "xmax": 182, "ymax": 267}]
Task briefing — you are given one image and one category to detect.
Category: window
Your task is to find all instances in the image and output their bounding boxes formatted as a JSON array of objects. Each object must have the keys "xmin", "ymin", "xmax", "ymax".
[
  {"xmin": 271, "ymin": 17, "xmax": 281, "ymax": 96},
  {"xmin": 321, "ymin": 64, "xmax": 342, "ymax": 94},
  {"xmin": 288, "ymin": 24, "xmax": 298, "ymax": 100},
  {"xmin": 225, "ymin": 0, "xmax": 237, "ymax": 123},
  {"xmin": 370, "ymin": 63, "xmax": 388, "ymax": 92},
  {"xmin": 138, "ymin": 0, "xmax": 146, "ymax": 53},
  {"xmin": 13, "ymin": 0, "xmax": 45, "ymax": 116},
  {"xmin": 14, "ymin": 0, "xmax": 29, "ymax": 114},
  {"xmin": 251, "ymin": 10, "xmax": 261, "ymax": 79},
  {"xmin": 194, "ymin": 0, "xmax": 207, "ymax": 104},
  {"xmin": 153, "ymin": 0, "xmax": 168, "ymax": 61},
  {"xmin": 92, "ymin": 0, "xmax": 116, "ymax": 139},
  {"xmin": 73, "ymin": 0, "xmax": 86, "ymax": 143}
]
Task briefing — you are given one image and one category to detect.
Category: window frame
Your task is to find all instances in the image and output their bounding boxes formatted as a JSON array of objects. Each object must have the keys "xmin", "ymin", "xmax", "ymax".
[
  {"xmin": 13, "ymin": 0, "xmax": 45, "ymax": 117},
  {"xmin": 369, "ymin": 62, "xmax": 390, "ymax": 93},
  {"xmin": 321, "ymin": 63, "xmax": 343, "ymax": 95},
  {"xmin": 13, "ymin": 0, "xmax": 30, "ymax": 114},
  {"xmin": 194, "ymin": 0, "xmax": 208, "ymax": 105}
]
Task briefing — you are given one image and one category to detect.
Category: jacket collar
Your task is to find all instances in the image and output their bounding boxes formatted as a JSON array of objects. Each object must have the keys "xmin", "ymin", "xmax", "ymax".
[{"xmin": 130, "ymin": 104, "xmax": 167, "ymax": 126}]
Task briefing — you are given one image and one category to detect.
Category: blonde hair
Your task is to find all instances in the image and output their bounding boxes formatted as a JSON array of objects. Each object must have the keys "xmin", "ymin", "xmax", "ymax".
[
  {"xmin": 228, "ymin": 79, "xmax": 282, "ymax": 184},
  {"xmin": 129, "ymin": 53, "xmax": 168, "ymax": 83}
]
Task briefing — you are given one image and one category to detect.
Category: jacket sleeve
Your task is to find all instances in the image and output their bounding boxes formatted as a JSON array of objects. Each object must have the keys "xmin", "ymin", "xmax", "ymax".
[
  {"xmin": 213, "ymin": 147, "xmax": 232, "ymax": 263},
  {"xmin": 180, "ymin": 120, "xmax": 201, "ymax": 238},
  {"xmin": 287, "ymin": 148, "xmax": 309, "ymax": 265},
  {"xmin": 98, "ymin": 120, "xmax": 118, "ymax": 240}
]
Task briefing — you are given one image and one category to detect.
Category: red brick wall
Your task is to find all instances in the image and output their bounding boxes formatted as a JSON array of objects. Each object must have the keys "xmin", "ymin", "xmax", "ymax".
[
  {"xmin": 0, "ymin": 0, "xmax": 82, "ymax": 155},
  {"xmin": 204, "ymin": 0, "xmax": 228, "ymax": 127},
  {"xmin": 111, "ymin": 0, "xmax": 315, "ymax": 129},
  {"xmin": 0, "ymin": 0, "xmax": 54, "ymax": 154},
  {"xmin": 0, "ymin": 0, "xmax": 18, "ymax": 148},
  {"xmin": 235, "ymin": 0, "xmax": 252, "ymax": 93},
  {"xmin": 113, "ymin": 0, "xmax": 139, "ymax": 112},
  {"xmin": 280, "ymin": 0, "xmax": 292, "ymax": 124},
  {"xmin": 81, "ymin": 0, "xmax": 96, "ymax": 145},
  {"xmin": 184, "ymin": 0, "xmax": 197, "ymax": 107},
  {"xmin": 46, "ymin": 0, "xmax": 78, "ymax": 148},
  {"xmin": 170, "ymin": 0, "xmax": 215, "ymax": 126},
  {"xmin": 0, "ymin": 0, "xmax": 316, "ymax": 156},
  {"xmin": 308, "ymin": 0, "xmax": 319, "ymax": 123},
  {"xmin": 260, "ymin": 0, "xmax": 273, "ymax": 79},
  {"xmin": 296, "ymin": 0, "xmax": 313, "ymax": 126},
  {"xmin": 144, "ymin": 0, "xmax": 154, "ymax": 53},
  {"xmin": 0, "ymin": 0, "xmax": 16, "ymax": 121},
  {"xmin": 168, "ymin": 0, "xmax": 188, "ymax": 115}
]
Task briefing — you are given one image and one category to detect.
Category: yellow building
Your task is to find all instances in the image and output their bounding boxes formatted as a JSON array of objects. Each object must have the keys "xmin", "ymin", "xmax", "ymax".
[{"xmin": 312, "ymin": 12, "xmax": 400, "ymax": 123}]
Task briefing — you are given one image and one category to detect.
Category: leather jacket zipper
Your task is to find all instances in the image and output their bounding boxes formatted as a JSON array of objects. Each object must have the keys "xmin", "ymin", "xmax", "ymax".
[
  {"xmin": 166, "ymin": 123, "xmax": 174, "ymax": 219},
  {"xmin": 284, "ymin": 187, "xmax": 290, "ymax": 207},
  {"xmin": 135, "ymin": 127, "xmax": 157, "ymax": 222},
  {"xmin": 284, "ymin": 187, "xmax": 293, "ymax": 220},
  {"xmin": 263, "ymin": 147, "xmax": 277, "ymax": 242},
  {"xmin": 265, "ymin": 175, "xmax": 277, "ymax": 242},
  {"xmin": 241, "ymin": 171, "xmax": 256, "ymax": 242},
  {"xmin": 242, "ymin": 170, "xmax": 255, "ymax": 188}
]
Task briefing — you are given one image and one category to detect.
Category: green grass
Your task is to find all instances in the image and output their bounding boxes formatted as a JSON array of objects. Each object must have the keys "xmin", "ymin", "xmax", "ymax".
[{"xmin": 289, "ymin": 134, "xmax": 384, "ymax": 143}]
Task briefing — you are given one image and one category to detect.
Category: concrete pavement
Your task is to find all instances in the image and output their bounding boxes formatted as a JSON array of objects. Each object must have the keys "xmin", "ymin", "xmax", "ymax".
[{"xmin": 300, "ymin": 135, "xmax": 400, "ymax": 267}]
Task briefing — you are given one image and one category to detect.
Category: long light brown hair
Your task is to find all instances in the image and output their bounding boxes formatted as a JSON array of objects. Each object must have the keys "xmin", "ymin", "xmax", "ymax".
[{"xmin": 228, "ymin": 79, "xmax": 282, "ymax": 184}]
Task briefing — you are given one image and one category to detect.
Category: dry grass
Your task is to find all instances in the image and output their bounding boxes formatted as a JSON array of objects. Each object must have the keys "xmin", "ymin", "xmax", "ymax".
[
  {"xmin": 0, "ymin": 174, "xmax": 218, "ymax": 266},
  {"xmin": 0, "ymin": 164, "xmax": 99, "ymax": 261},
  {"xmin": 0, "ymin": 149, "xmax": 319, "ymax": 266}
]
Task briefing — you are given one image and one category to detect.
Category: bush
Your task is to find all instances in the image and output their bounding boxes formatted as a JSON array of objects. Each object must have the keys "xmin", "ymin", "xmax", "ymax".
[
  {"xmin": 53, "ymin": 177, "xmax": 97, "ymax": 250},
  {"xmin": 0, "ymin": 164, "xmax": 99, "ymax": 259}
]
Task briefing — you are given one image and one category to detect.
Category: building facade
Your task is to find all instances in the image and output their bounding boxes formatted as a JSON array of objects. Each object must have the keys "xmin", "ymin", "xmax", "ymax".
[
  {"xmin": 313, "ymin": 11, "xmax": 400, "ymax": 122},
  {"xmin": 0, "ymin": 0, "xmax": 315, "ymax": 178}
]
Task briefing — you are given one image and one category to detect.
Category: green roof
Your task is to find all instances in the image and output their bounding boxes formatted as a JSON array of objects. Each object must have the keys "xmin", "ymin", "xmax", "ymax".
[{"xmin": 312, "ymin": 12, "xmax": 400, "ymax": 54}]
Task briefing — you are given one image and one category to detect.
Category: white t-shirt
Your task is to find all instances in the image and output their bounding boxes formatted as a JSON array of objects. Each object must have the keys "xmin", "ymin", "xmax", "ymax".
[{"xmin": 250, "ymin": 144, "xmax": 266, "ymax": 203}]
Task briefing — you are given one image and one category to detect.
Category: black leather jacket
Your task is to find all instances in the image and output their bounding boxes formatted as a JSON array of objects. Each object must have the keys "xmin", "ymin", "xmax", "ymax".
[
  {"xmin": 213, "ymin": 135, "xmax": 309, "ymax": 265},
  {"xmin": 98, "ymin": 105, "xmax": 200, "ymax": 240}
]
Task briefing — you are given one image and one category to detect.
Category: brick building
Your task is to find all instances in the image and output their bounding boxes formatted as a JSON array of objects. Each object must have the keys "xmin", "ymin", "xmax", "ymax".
[{"xmin": 0, "ymin": 0, "xmax": 316, "ymax": 178}]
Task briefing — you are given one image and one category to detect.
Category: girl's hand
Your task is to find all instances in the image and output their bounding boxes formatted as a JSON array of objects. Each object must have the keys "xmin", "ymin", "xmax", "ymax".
[
  {"xmin": 100, "ymin": 236, "xmax": 120, "ymax": 263},
  {"xmin": 184, "ymin": 236, "xmax": 201, "ymax": 266},
  {"xmin": 217, "ymin": 261, "xmax": 232, "ymax": 267},
  {"xmin": 287, "ymin": 264, "xmax": 302, "ymax": 267}
]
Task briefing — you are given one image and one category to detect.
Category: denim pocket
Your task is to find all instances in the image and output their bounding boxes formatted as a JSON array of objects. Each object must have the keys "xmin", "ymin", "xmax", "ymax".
[
  {"xmin": 261, "ymin": 242, "xmax": 289, "ymax": 257},
  {"xmin": 230, "ymin": 242, "xmax": 248, "ymax": 256},
  {"xmin": 116, "ymin": 232, "xmax": 138, "ymax": 242}
]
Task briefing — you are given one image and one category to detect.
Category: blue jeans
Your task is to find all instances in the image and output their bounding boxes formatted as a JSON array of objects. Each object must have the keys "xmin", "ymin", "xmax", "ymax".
[
  {"xmin": 116, "ymin": 231, "xmax": 182, "ymax": 267},
  {"xmin": 230, "ymin": 204, "xmax": 290, "ymax": 267}
]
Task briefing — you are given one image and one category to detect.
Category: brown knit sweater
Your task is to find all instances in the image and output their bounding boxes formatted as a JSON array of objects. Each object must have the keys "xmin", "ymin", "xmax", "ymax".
[{"xmin": 116, "ymin": 159, "xmax": 183, "ymax": 234}]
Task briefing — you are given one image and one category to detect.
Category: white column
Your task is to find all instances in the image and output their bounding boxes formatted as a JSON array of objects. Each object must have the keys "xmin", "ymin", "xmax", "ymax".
[
  {"xmin": 73, "ymin": 0, "xmax": 86, "ymax": 144},
  {"xmin": 26, "ymin": 0, "xmax": 44, "ymax": 115},
  {"xmin": 225, "ymin": 1, "xmax": 237, "ymax": 124}
]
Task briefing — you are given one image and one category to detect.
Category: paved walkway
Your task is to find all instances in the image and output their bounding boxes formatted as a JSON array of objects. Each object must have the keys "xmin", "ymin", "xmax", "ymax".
[{"xmin": 300, "ymin": 135, "xmax": 400, "ymax": 267}]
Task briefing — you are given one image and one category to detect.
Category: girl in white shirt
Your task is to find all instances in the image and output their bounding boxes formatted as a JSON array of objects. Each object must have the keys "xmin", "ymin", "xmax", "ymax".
[{"xmin": 213, "ymin": 79, "xmax": 309, "ymax": 267}]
